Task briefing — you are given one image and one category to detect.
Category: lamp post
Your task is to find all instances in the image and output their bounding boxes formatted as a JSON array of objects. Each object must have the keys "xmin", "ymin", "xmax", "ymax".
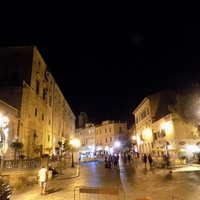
[
  {"xmin": 71, "ymin": 150, "xmax": 75, "ymax": 168},
  {"xmin": 114, "ymin": 141, "xmax": 121, "ymax": 151},
  {"xmin": 70, "ymin": 139, "xmax": 80, "ymax": 168}
]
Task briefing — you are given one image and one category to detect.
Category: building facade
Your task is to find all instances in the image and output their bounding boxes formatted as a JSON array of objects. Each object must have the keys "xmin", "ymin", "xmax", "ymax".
[
  {"xmin": 132, "ymin": 89, "xmax": 199, "ymax": 159},
  {"xmin": 0, "ymin": 46, "xmax": 76, "ymax": 159},
  {"xmin": 76, "ymin": 119, "xmax": 128, "ymax": 156}
]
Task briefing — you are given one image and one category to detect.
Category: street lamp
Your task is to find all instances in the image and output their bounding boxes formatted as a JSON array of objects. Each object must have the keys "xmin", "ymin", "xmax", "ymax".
[
  {"xmin": 114, "ymin": 141, "xmax": 121, "ymax": 148},
  {"xmin": 70, "ymin": 139, "xmax": 80, "ymax": 168}
]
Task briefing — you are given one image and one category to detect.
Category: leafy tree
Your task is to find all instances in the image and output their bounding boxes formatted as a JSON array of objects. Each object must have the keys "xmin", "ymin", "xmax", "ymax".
[
  {"xmin": 63, "ymin": 139, "xmax": 73, "ymax": 154},
  {"xmin": 120, "ymin": 133, "xmax": 133, "ymax": 151},
  {"xmin": 169, "ymin": 92, "xmax": 200, "ymax": 126},
  {"xmin": 10, "ymin": 140, "xmax": 24, "ymax": 160}
]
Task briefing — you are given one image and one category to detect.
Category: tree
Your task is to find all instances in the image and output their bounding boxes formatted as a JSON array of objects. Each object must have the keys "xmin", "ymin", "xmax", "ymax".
[
  {"xmin": 169, "ymin": 92, "xmax": 200, "ymax": 127},
  {"xmin": 120, "ymin": 133, "xmax": 132, "ymax": 150},
  {"xmin": 63, "ymin": 139, "xmax": 73, "ymax": 154},
  {"xmin": 10, "ymin": 140, "xmax": 24, "ymax": 160}
]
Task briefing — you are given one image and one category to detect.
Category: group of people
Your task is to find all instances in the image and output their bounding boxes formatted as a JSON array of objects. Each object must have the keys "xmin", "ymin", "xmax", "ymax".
[
  {"xmin": 105, "ymin": 154, "xmax": 119, "ymax": 169},
  {"xmin": 104, "ymin": 151, "xmax": 154, "ymax": 170},
  {"xmin": 121, "ymin": 151, "xmax": 140, "ymax": 163},
  {"xmin": 142, "ymin": 153, "xmax": 153, "ymax": 167}
]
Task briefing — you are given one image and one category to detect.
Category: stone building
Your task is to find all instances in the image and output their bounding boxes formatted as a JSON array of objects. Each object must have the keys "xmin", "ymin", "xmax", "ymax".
[
  {"xmin": 77, "ymin": 111, "xmax": 88, "ymax": 128},
  {"xmin": 0, "ymin": 46, "xmax": 76, "ymax": 159},
  {"xmin": 95, "ymin": 120, "xmax": 128, "ymax": 154},
  {"xmin": 76, "ymin": 119, "xmax": 128, "ymax": 156}
]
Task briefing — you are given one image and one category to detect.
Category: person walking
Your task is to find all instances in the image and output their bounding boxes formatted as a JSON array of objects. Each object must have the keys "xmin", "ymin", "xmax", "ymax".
[
  {"xmin": 108, "ymin": 154, "xmax": 112, "ymax": 169},
  {"xmin": 148, "ymin": 154, "xmax": 153, "ymax": 166},
  {"xmin": 104, "ymin": 157, "xmax": 108, "ymax": 169},
  {"xmin": 127, "ymin": 152, "xmax": 132, "ymax": 163},
  {"xmin": 38, "ymin": 165, "xmax": 48, "ymax": 195},
  {"xmin": 142, "ymin": 153, "xmax": 147, "ymax": 168}
]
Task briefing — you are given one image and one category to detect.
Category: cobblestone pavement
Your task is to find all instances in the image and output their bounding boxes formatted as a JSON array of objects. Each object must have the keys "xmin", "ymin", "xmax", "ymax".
[
  {"xmin": 11, "ymin": 158, "xmax": 200, "ymax": 200},
  {"xmin": 12, "ymin": 164, "xmax": 80, "ymax": 200}
]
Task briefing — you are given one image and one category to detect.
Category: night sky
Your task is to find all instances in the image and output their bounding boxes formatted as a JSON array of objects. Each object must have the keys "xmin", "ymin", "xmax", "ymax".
[{"xmin": 0, "ymin": 1, "xmax": 200, "ymax": 127}]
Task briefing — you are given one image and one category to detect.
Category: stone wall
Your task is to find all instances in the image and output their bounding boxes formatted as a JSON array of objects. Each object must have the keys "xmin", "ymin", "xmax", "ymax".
[
  {"xmin": 2, "ymin": 169, "xmax": 39, "ymax": 190},
  {"xmin": 1, "ymin": 158, "xmax": 66, "ymax": 190}
]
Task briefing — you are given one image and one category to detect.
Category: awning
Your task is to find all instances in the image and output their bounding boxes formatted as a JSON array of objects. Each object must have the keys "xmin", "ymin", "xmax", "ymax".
[
  {"xmin": 79, "ymin": 145, "xmax": 94, "ymax": 153},
  {"xmin": 151, "ymin": 148, "xmax": 186, "ymax": 152}
]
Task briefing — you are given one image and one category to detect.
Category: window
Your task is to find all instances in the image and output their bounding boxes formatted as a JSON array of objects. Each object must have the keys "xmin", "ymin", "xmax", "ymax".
[
  {"xmin": 49, "ymin": 96, "xmax": 52, "ymax": 107},
  {"xmin": 35, "ymin": 108, "xmax": 37, "ymax": 116},
  {"xmin": 36, "ymin": 80, "xmax": 40, "ymax": 94},
  {"xmin": 43, "ymin": 88, "xmax": 47, "ymax": 101},
  {"xmin": 161, "ymin": 129, "xmax": 166, "ymax": 137},
  {"xmin": 153, "ymin": 132, "xmax": 157, "ymax": 140},
  {"xmin": 33, "ymin": 130, "xmax": 37, "ymax": 142},
  {"xmin": 110, "ymin": 137, "xmax": 112, "ymax": 142},
  {"xmin": 42, "ymin": 114, "xmax": 44, "ymax": 121}
]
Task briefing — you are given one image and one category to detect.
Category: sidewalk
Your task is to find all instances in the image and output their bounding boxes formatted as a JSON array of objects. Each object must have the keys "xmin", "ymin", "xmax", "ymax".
[
  {"xmin": 12, "ymin": 164, "xmax": 80, "ymax": 197},
  {"xmin": 54, "ymin": 164, "xmax": 80, "ymax": 180},
  {"xmin": 11, "ymin": 160, "xmax": 200, "ymax": 200}
]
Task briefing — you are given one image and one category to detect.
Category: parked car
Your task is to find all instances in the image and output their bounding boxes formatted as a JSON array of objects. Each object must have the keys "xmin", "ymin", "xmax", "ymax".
[{"xmin": 0, "ymin": 178, "xmax": 12, "ymax": 200}]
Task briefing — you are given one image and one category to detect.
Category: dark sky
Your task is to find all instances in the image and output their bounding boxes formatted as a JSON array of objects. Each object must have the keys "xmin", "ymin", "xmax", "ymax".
[{"xmin": 1, "ymin": 1, "xmax": 200, "ymax": 127}]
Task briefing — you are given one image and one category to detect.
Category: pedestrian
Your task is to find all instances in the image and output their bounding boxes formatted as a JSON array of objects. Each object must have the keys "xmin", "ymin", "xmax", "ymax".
[
  {"xmin": 123, "ymin": 152, "xmax": 127, "ymax": 163},
  {"xmin": 108, "ymin": 154, "xmax": 112, "ymax": 169},
  {"xmin": 136, "ymin": 152, "xmax": 140, "ymax": 159},
  {"xmin": 142, "ymin": 153, "xmax": 147, "ymax": 167},
  {"xmin": 148, "ymin": 154, "xmax": 153, "ymax": 166},
  {"xmin": 113, "ymin": 154, "xmax": 119, "ymax": 170},
  {"xmin": 127, "ymin": 152, "xmax": 132, "ymax": 163},
  {"xmin": 38, "ymin": 165, "xmax": 48, "ymax": 196},
  {"xmin": 105, "ymin": 157, "xmax": 108, "ymax": 168}
]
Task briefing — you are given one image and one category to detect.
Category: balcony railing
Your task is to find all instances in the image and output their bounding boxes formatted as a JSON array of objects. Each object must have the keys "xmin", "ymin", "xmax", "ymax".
[
  {"xmin": 2, "ymin": 159, "xmax": 42, "ymax": 170},
  {"xmin": 2, "ymin": 158, "xmax": 68, "ymax": 172}
]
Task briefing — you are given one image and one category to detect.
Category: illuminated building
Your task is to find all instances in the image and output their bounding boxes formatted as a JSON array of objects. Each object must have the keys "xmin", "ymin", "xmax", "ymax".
[
  {"xmin": 76, "ymin": 119, "xmax": 128, "ymax": 155},
  {"xmin": 132, "ymin": 89, "xmax": 199, "ymax": 160},
  {"xmin": 0, "ymin": 46, "xmax": 75, "ymax": 158}
]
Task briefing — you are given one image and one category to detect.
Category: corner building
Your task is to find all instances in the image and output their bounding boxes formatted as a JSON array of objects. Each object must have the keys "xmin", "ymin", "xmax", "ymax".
[
  {"xmin": 133, "ymin": 89, "xmax": 199, "ymax": 160},
  {"xmin": 0, "ymin": 46, "xmax": 75, "ymax": 159}
]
